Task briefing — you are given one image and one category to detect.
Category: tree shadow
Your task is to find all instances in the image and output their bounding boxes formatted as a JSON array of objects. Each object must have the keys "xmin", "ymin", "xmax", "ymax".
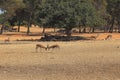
[{"xmin": 40, "ymin": 34, "xmax": 90, "ymax": 41}]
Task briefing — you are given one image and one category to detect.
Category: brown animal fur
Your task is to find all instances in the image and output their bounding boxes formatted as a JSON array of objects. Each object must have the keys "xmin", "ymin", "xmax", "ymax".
[
  {"xmin": 105, "ymin": 35, "xmax": 112, "ymax": 40},
  {"xmin": 36, "ymin": 44, "xmax": 47, "ymax": 52},
  {"xmin": 90, "ymin": 34, "xmax": 100, "ymax": 40},
  {"xmin": 47, "ymin": 44, "xmax": 60, "ymax": 50},
  {"xmin": 4, "ymin": 38, "xmax": 10, "ymax": 43}
]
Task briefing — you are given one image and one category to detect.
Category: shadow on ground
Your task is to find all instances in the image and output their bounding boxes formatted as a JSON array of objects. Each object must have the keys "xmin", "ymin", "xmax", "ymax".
[{"xmin": 40, "ymin": 35, "xmax": 90, "ymax": 41}]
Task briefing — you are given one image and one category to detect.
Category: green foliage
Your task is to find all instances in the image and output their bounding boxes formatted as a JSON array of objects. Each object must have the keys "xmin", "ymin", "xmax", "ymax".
[
  {"xmin": 22, "ymin": 0, "xmax": 41, "ymax": 34},
  {"xmin": 0, "ymin": 14, "xmax": 4, "ymax": 24},
  {"xmin": 107, "ymin": 0, "xmax": 120, "ymax": 21},
  {"xmin": 36, "ymin": 0, "xmax": 106, "ymax": 35},
  {"xmin": 0, "ymin": 0, "xmax": 119, "ymax": 34},
  {"xmin": 0, "ymin": 0, "xmax": 24, "ymax": 23},
  {"xmin": 4, "ymin": 21, "xmax": 10, "ymax": 27}
]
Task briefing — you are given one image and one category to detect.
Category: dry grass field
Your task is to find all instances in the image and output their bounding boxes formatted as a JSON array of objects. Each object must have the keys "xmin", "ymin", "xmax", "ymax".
[{"xmin": 0, "ymin": 40, "xmax": 120, "ymax": 80}]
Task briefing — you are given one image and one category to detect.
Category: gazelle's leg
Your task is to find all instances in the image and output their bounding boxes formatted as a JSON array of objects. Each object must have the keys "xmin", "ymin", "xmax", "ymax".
[
  {"xmin": 36, "ymin": 46, "xmax": 38, "ymax": 52},
  {"xmin": 39, "ymin": 48, "xmax": 41, "ymax": 52}
]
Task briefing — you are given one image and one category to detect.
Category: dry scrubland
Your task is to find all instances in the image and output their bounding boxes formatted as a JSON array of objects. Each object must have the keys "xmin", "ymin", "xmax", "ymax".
[{"xmin": 0, "ymin": 40, "xmax": 120, "ymax": 80}]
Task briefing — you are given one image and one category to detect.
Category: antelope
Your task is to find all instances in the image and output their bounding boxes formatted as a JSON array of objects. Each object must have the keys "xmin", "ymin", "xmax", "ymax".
[
  {"xmin": 105, "ymin": 35, "xmax": 112, "ymax": 40},
  {"xmin": 90, "ymin": 34, "xmax": 100, "ymax": 40},
  {"xmin": 47, "ymin": 44, "xmax": 60, "ymax": 50},
  {"xmin": 36, "ymin": 44, "xmax": 47, "ymax": 52},
  {"xmin": 4, "ymin": 37, "xmax": 10, "ymax": 43}
]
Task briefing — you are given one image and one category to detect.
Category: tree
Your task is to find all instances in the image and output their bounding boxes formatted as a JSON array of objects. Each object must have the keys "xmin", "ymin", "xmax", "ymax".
[
  {"xmin": 74, "ymin": 0, "xmax": 105, "ymax": 33},
  {"xmin": 0, "ymin": 0, "xmax": 24, "ymax": 34},
  {"xmin": 15, "ymin": 8, "xmax": 30, "ymax": 32},
  {"xmin": 36, "ymin": 0, "xmax": 77, "ymax": 36},
  {"xmin": 36, "ymin": 0, "xmax": 106, "ymax": 37},
  {"xmin": 23, "ymin": 0, "xmax": 41, "ymax": 35},
  {"xmin": 106, "ymin": 0, "xmax": 120, "ymax": 33}
]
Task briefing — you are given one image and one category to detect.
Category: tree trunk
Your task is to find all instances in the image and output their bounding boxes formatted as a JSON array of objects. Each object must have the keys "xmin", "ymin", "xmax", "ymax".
[
  {"xmin": 18, "ymin": 21, "xmax": 21, "ymax": 32},
  {"xmin": 27, "ymin": 19, "xmax": 31, "ymax": 35},
  {"xmin": 42, "ymin": 26, "xmax": 46, "ymax": 34},
  {"xmin": 89, "ymin": 27, "xmax": 92, "ymax": 33},
  {"xmin": 109, "ymin": 18, "xmax": 114, "ymax": 33},
  {"xmin": 118, "ymin": 21, "xmax": 120, "ymax": 33},
  {"xmin": 66, "ymin": 29, "xmax": 72, "ymax": 41},
  {"xmin": 0, "ymin": 24, "xmax": 4, "ymax": 34},
  {"xmin": 82, "ymin": 27, "xmax": 86, "ymax": 33},
  {"xmin": 78, "ymin": 26, "xmax": 82, "ymax": 33},
  {"xmin": 27, "ymin": 12, "xmax": 33, "ymax": 35},
  {"xmin": 0, "ymin": 18, "xmax": 7, "ymax": 34},
  {"xmin": 106, "ymin": 18, "xmax": 111, "ymax": 33},
  {"xmin": 27, "ymin": 23, "xmax": 30, "ymax": 35},
  {"xmin": 92, "ymin": 27, "xmax": 95, "ymax": 33},
  {"xmin": 89, "ymin": 27, "xmax": 95, "ymax": 33}
]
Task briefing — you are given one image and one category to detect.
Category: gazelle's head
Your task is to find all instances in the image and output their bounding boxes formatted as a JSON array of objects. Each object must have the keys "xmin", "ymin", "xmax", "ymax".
[
  {"xmin": 45, "ymin": 47, "xmax": 47, "ymax": 50},
  {"xmin": 36, "ymin": 45, "xmax": 38, "ymax": 50}
]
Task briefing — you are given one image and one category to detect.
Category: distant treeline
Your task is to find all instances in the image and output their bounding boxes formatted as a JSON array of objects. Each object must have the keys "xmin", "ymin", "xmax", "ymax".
[{"xmin": 0, "ymin": 0, "xmax": 120, "ymax": 36}]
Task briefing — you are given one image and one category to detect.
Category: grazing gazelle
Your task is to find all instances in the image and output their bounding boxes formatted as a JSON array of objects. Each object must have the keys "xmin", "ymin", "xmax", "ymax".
[
  {"xmin": 47, "ymin": 44, "xmax": 60, "ymax": 50},
  {"xmin": 90, "ymin": 34, "xmax": 100, "ymax": 40},
  {"xmin": 4, "ymin": 37, "xmax": 10, "ymax": 43},
  {"xmin": 36, "ymin": 44, "xmax": 47, "ymax": 52},
  {"xmin": 105, "ymin": 35, "xmax": 112, "ymax": 40}
]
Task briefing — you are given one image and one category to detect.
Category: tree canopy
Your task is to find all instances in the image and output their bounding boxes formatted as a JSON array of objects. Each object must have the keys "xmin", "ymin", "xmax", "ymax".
[{"xmin": 0, "ymin": 0, "xmax": 120, "ymax": 34}]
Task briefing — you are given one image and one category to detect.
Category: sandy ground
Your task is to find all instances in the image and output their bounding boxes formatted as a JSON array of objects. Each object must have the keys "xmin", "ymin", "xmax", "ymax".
[{"xmin": 0, "ymin": 40, "xmax": 120, "ymax": 80}]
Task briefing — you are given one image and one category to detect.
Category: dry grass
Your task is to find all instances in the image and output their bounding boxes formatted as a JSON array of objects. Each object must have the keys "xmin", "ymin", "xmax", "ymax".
[{"xmin": 0, "ymin": 40, "xmax": 120, "ymax": 80}]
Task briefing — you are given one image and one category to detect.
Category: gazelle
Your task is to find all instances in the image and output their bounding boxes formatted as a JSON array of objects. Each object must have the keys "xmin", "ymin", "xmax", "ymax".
[
  {"xmin": 90, "ymin": 34, "xmax": 100, "ymax": 40},
  {"xmin": 36, "ymin": 44, "xmax": 47, "ymax": 52},
  {"xmin": 105, "ymin": 35, "xmax": 112, "ymax": 40},
  {"xmin": 4, "ymin": 37, "xmax": 10, "ymax": 43},
  {"xmin": 47, "ymin": 44, "xmax": 60, "ymax": 50}
]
